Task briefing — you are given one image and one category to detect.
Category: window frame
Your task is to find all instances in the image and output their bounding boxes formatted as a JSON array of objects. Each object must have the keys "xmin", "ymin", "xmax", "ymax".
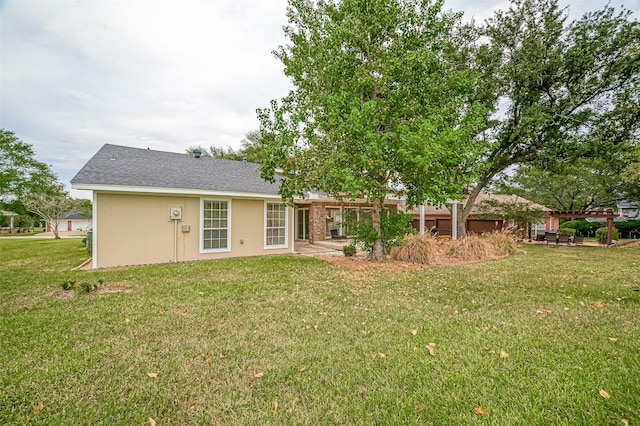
[
  {"xmin": 200, "ymin": 198, "xmax": 232, "ymax": 253},
  {"xmin": 264, "ymin": 201, "xmax": 288, "ymax": 250}
]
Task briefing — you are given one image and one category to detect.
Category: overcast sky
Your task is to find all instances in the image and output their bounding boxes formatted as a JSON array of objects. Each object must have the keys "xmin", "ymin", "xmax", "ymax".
[{"xmin": 1, "ymin": 0, "xmax": 638, "ymax": 198}]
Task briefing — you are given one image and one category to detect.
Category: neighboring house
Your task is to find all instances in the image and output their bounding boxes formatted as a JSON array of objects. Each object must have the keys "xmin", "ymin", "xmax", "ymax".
[
  {"xmin": 618, "ymin": 201, "xmax": 639, "ymax": 219},
  {"xmin": 403, "ymin": 193, "xmax": 551, "ymax": 236},
  {"xmin": 46, "ymin": 213, "xmax": 92, "ymax": 232},
  {"xmin": 72, "ymin": 144, "xmax": 405, "ymax": 268}
]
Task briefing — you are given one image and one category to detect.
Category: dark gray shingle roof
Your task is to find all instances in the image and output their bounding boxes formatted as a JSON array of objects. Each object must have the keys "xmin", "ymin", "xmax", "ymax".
[{"xmin": 71, "ymin": 144, "xmax": 280, "ymax": 195}]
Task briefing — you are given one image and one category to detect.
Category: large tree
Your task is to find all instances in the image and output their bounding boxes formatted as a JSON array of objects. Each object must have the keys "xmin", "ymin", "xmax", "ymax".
[
  {"xmin": 187, "ymin": 130, "xmax": 266, "ymax": 163},
  {"xmin": 495, "ymin": 157, "xmax": 634, "ymax": 212},
  {"xmin": 23, "ymin": 184, "xmax": 85, "ymax": 239},
  {"xmin": 0, "ymin": 129, "xmax": 58, "ymax": 205},
  {"xmin": 258, "ymin": 0, "xmax": 486, "ymax": 260},
  {"xmin": 456, "ymin": 0, "xmax": 640, "ymax": 236}
]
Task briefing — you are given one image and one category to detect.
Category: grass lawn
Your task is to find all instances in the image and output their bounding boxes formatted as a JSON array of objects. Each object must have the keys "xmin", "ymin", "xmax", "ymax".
[{"xmin": 1, "ymin": 239, "xmax": 638, "ymax": 425}]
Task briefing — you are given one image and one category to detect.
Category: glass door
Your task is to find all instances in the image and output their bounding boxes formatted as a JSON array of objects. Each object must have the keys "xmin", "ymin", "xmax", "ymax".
[{"xmin": 296, "ymin": 208, "xmax": 309, "ymax": 240}]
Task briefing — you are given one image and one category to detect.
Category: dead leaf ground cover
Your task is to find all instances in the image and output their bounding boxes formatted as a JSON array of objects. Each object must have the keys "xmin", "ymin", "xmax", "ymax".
[{"xmin": 1, "ymin": 238, "xmax": 639, "ymax": 424}]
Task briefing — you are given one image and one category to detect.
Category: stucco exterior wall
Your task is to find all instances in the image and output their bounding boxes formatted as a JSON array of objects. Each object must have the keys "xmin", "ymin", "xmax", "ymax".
[{"xmin": 94, "ymin": 192, "xmax": 291, "ymax": 268}]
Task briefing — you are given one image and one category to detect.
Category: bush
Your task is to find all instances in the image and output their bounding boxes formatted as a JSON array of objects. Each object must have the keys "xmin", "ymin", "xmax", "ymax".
[
  {"xmin": 449, "ymin": 235, "xmax": 494, "ymax": 260},
  {"xmin": 390, "ymin": 234, "xmax": 441, "ymax": 265},
  {"xmin": 344, "ymin": 210, "xmax": 414, "ymax": 254},
  {"xmin": 558, "ymin": 227, "xmax": 576, "ymax": 237},
  {"xmin": 561, "ymin": 220, "xmax": 601, "ymax": 237},
  {"xmin": 483, "ymin": 230, "xmax": 521, "ymax": 256},
  {"xmin": 342, "ymin": 244, "xmax": 357, "ymax": 257},
  {"xmin": 596, "ymin": 227, "xmax": 619, "ymax": 244}
]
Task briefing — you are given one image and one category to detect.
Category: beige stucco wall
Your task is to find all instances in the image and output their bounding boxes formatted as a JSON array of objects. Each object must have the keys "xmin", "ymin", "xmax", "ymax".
[{"xmin": 94, "ymin": 192, "xmax": 291, "ymax": 268}]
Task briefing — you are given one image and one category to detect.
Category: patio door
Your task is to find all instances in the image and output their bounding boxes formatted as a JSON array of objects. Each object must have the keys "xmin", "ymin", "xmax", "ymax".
[{"xmin": 296, "ymin": 208, "xmax": 309, "ymax": 240}]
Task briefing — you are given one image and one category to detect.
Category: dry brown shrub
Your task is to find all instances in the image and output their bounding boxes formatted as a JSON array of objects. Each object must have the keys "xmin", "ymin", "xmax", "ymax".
[
  {"xmin": 482, "ymin": 230, "xmax": 521, "ymax": 256},
  {"xmin": 390, "ymin": 234, "xmax": 442, "ymax": 265},
  {"xmin": 448, "ymin": 234, "xmax": 494, "ymax": 260}
]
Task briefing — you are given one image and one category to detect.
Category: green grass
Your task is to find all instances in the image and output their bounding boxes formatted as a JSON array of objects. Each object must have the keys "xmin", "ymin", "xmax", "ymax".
[
  {"xmin": 0, "ymin": 227, "xmax": 46, "ymax": 237},
  {"xmin": 1, "ymin": 239, "xmax": 639, "ymax": 425}
]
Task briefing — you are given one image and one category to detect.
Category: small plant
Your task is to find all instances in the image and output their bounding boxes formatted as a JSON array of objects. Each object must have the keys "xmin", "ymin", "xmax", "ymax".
[
  {"xmin": 342, "ymin": 244, "xmax": 357, "ymax": 257},
  {"xmin": 61, "ymin": 280, "xmax": 76, "ymax": 291},
  {"xmin": 77, "ymin": 282, "xmax": 92, "ymax": 294},
  {"xmin": 596, "ymin": 227, "xmax": 619, "ymax": 244},
  {"xmin": 558, "ymin": 227, "xmax": 576, "ymax": 237}
]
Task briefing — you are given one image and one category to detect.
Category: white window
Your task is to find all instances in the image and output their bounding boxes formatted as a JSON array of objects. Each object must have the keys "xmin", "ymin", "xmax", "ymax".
[
  {"xmin": 265, "ymin": 202, "xmax": 287, "ymax": 249},
  {"xmin": 201, "ymin": 199, "xmax": 231, "ymax": 252}
]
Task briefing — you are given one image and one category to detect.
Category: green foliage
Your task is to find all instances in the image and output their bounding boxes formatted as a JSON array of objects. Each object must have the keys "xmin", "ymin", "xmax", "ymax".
[
  {"xmin": 475, "ymin": 197, "xmax": 548, "ymax": 231},
  {"xmin": 61, "ymin": 280, "xmax": 75, "ymax": 291},
  {"xmin": 560, "ymin": 219, "xmax": 601, "ymax": 237},
  {"xmin": 186, "ymin": 130, "xmax": 265, "ymax": 163},
  {"xmin": 258, "ymin": 0, "xmax": 487, "ymax": 259},
  {"xmin": 342, "ymin": 243, "xmax": 357, "ymax": 257},
  {"xmin": 0, "ymin": 129, "xmax": 59, "ymax": 204},
  {"xmin": 345, "ymin": 210, "xmax": 414, "ymax": 255},
  {"xmin": 496, "ymin": 159, "xmax": 631, "ymax": 212},
  {"xmin": 596, "ymin": 227, "xmax": 619, "ymax": 244},
  {"xmin": 459, "ymin": 0, "xmax": 640, "ymax": 235},
  {"xmin": 614, "ymin": 220, "xmax": 640, "ymax": 239},
  {"xmin": 557, "ymin": 227, "xmax": 576, "ymax": 237},
  {"xmin": 61, "ymin": 279, "xmax": 101, "ymax": 294}
]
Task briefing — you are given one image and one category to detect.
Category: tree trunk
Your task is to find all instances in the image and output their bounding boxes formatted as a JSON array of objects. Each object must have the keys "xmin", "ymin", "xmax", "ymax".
[
  {"xmin": 459, "ymin": 172, "xmax": 499, "ymax": 238},
  {"xmin": 369, "ymin": 198, "xmax": 385, "ymax": 261},
  {"xmin": 52, "ymin": 220, "xmax": 60, "ymax": 239}
]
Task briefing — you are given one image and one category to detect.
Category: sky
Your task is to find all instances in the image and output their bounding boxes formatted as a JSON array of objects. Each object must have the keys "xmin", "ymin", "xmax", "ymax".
[{"xmin": 1, "ymin": 0, "xmax": 638, "ymax": 199}]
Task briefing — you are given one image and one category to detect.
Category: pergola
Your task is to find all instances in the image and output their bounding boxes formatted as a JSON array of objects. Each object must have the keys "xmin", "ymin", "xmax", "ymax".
[{"xmin": 549, "ymin": 210, "xmax": 617, "ymax": 245}]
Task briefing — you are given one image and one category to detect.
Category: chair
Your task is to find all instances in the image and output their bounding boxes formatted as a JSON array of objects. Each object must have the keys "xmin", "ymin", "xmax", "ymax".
[
  {"xmin": 534, "ymin": 234, "xmax": 546, "ymax": 243},
  {"xmin": 557, "ymin": 235, "xmax": 571, "ymax": 245},
  {"xmin": 330, "ymin": 229, "xmax": 346, "ymax": 241},
  {"xmin": 572, "ymin": 236, "xmax": 584, "ymax": 245},
  {"xmin": 544, "ymin": 232, "xmax": 557, "ymax": 244}
]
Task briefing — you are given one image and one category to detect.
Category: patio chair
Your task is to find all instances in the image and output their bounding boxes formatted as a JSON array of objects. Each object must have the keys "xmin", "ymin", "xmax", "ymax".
[
  {"xmin": 572, "ymin": 236, "xmax": 584, "ymax": 245},
  {"xmin": 557, "ymin": 235, "xmax": 571, "ymax": 245},
  {"xmin": 534, "ymin": 234, "xmax": 546, "ymax": 243},
  {"xmin": 544, "ymin": 232, "xmax": 557, "ymax": 245},
  {"xmin": 330, "ymin": 229, "xmax": 346, "ymax": 241}
]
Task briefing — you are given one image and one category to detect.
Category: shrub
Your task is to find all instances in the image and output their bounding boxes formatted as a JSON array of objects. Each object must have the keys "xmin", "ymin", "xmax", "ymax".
[
  {"xmin": 558, "ymin": 227, "xmax": 576, "ymax": 237},
  {"xmin": 483, "ymin": 230, "xmax": 521, "ymax": 256},
  {"xmin": 344, "ymin": 210, "xmax": 414, "ymax": 254},
  {"xmin": 342, "ymin": 244, "xmax": 357, "ymax": 257},
  {"xmin": 596, "ymin": 227, "xmax": 619, "ymax": 244},
  {"xmin": 449, "ymin": 235, "xmax": 494, "ymax": 260},
  {"xmin": 390, "ymin": 234, "xmax": 441, "ymax": 265}
]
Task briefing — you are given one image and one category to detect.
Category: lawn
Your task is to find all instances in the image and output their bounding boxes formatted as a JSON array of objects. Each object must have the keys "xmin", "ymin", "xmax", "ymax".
[{"xmin": 1, "ymin": 239, "xmax": 638, "ymax": 425}]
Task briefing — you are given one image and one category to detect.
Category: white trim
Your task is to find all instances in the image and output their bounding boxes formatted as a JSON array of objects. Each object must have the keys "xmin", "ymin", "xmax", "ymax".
[
  {"xmin": 200, "ymin": 198, "xmax": 232, "ymax": 254},
  {"xmin": 72, "ymin": 183, "xmax": 281, "ymax": 200},
  {"xmin": 264, "ymin": 201, "xmax": 288, "ymax": 250},
  {"xmin": 92, "ymin": 191, "xmax": 98, "ymax": 269}
]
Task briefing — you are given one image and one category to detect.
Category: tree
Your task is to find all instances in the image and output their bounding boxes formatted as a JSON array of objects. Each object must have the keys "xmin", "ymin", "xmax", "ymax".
[
  {"xmin": 495, "ymin": 157, "xmax": 632, "ymax": 212},
  {"xmin": 258, "ymin": 0, "xmax": 486, "ymax": 260},
  {"xmin": 23, "ymin": 185, "xmax": 85, "ymax": 239},
  {"xmin": 474, "ymin": 197, "xmax": 548, "ymax": 237},
  {"xmin": 0, "ymin": 129, "xmax": 59, "ymax": 205},
  {"xmin": 186, "ymin": 130, "xmax": 266, "ymax": 163},
  {"xmin": 456, "ymin": 0, "xmax": 640, "ymax": 236}
]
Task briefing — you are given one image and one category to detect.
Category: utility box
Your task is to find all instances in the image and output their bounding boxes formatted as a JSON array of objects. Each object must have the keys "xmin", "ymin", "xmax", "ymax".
[{"xmin": 169, "ymin": 207, "xmax": 182, "ymax": 220}]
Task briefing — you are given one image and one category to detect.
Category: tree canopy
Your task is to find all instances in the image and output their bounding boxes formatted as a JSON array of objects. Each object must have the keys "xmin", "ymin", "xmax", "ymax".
[
  {"xmin": 258, "ymin": 0, "xmax": 487, "ymax": 260},
  {"xmin": 456, "ymin": 0, "xmax": 640, "ymax": 235},
  {"xmin": 186, "ymin": 130, "xmax": 265, "ymax": 163},
  {"xmin": 23, "ymin": 183, "xmax": 85, "ymax": 239},
  {"xmin": 1, "ymin": 129, "xmax": 58, "ymax": 204}
]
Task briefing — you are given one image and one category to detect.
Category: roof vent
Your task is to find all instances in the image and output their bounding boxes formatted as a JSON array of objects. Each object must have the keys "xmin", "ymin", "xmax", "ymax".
[
  {"xmin": 193, "ymin": 149, "xmax": 202, "ymax": 159},
  {"xmin": 242, "ymin": 157, "xmax": 247, "ymax": 165}
]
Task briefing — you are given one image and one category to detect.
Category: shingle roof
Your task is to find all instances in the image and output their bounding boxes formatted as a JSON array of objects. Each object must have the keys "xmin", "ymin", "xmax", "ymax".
[
  {"xmin": 71, "ymin": 144, "xmax": 281, "ymax": 195},
  {"xmin": 403, "ymin": 192, "xmax": 550, "ymax": 215}
]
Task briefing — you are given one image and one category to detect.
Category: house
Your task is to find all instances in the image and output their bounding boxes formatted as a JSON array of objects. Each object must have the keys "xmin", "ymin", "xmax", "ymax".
[
  {"xmin": 46, "ymin": 213, "xmax": 92, "ymax": 232},
  {"xmin": 403, "ymin": 193, "xmax": 551, "ymax": 236},
  {"xmin": 71, "ymin": 145, "xmax": 410, "ymax": 268},
  {"xmin": 71, "ymin": 144, "xmax": 294, "ymax": 268}
]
